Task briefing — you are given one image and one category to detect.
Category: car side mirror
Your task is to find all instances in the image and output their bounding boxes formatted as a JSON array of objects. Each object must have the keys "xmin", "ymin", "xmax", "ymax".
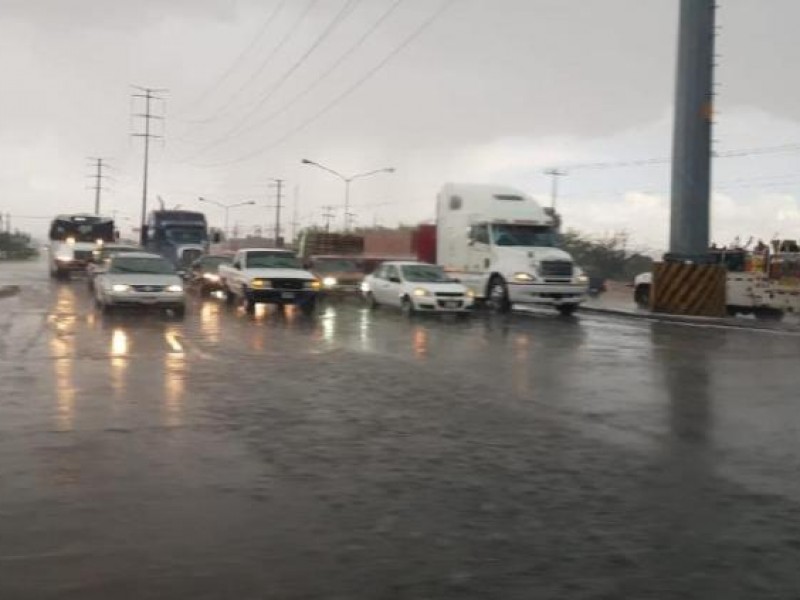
[{"xmin": 389, "ymin": 276, "xmax": 401, "ymax": 283}]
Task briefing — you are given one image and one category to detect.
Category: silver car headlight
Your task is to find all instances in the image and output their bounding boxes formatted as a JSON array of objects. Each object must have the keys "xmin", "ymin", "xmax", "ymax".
[
  {"xmin": 166, "ymin": 284, "xmax": 184, "ymax": 293},
  {"xmin": 111, "ymin": 284, "xmax": 131, "ymax": 292},
  {"xmin": 322, "ymin": 276, "xmax": 337, "ymax": 287}
]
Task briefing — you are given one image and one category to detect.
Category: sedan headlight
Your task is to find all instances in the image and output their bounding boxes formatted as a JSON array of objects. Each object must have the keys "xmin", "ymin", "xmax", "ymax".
[
  {"xmin": 166, "ymin": 284, "xmax": 184, "ymax": 293},
  {"xmin": 304, "ymin": 280, "xmax": 321, "ymax": 290},
  {"xmin": 412, "ymin": 287, "xmax": 432, "ymax": 297},
  {"xmin": 513, "ymin": 272, "xmax": 536, "ymax": 282},
  {"xmin": 250, "ymin": 279, "xmax": 270, "ymax": 289},
  {"xmin": 322, "ymin": 276, "xmax": 337, "ymax": 287},
  {"xmin": 111, "ymin": 284, "xmax": 131, "ymax": 292},
  {"xmin": 465, "ymin": 289, "xmax": 475, "ymax": 298},
  {"xmin": 203, "ymin": 273, "xmax": 220, "ymax": 282},
  {"xmin": 360, "ymin": 281, "xmax": 371, "ymax": 293}
]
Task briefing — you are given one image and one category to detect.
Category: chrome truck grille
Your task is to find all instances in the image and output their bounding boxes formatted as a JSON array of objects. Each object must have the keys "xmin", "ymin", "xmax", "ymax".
[
  {"xmin": 540, "ymin": 260, "xmax": 573, "ymax": 280},
  {"xmin": 179, "ymin": 248, "xmax": 203, "ymax": 266}
]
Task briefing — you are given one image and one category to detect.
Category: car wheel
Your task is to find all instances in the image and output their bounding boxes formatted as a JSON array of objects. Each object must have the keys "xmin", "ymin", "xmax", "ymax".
[
  {"xmin": 557, "ymin": 304, "xmax": 578, "ymax": 317},
  {"xmin": 244, "ymin": 297, "xmax": 257, "ymax": 314},
  {"xmin": 224, "ymin": 286, "xmax": 236, "ymax": 305},
  {"xmin": 487, "ymin": 276, "xmax": 511, "ymax": 314},
  {"xmin": 634, "ymin": 284, "xmax": 651, "ymax": 308},
  {"xmin": 365, "ymin": 292, "xmax": 378, "ymax": 309},
  {"xmin": 401, "ymin": 296, "xmax": 416, "ymax": 317}
]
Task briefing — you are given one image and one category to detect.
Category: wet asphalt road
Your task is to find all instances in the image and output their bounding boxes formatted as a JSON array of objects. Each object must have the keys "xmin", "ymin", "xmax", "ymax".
[{"xmin": 1, "ymin": 259, "xmax": 800, "ymax": 599}]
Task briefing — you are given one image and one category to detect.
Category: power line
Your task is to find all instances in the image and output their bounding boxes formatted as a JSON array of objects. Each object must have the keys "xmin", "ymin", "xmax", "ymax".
[
  {"xmin": 204, "ymin": 0, "xmax": 408, "ymax": 150},
  {"xmin": 197, "ymin": 0, "xmax": 456, "ymax": 168},
  {"xmin": 182, "ymin": 0, "xmax": 361, "ymax": 161},
  {"xmin": 176, "ymin": 0, "xmax": 289, "ymax": 120},
  {"xmin": 180, "ymin": 0, "xmax": 319, "ymax": 135}
]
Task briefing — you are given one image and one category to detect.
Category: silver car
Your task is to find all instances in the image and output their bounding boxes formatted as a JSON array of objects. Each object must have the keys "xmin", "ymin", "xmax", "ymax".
[{"xmin": 94, "ymin": 252, "xmax": 186, "ymax": 317}]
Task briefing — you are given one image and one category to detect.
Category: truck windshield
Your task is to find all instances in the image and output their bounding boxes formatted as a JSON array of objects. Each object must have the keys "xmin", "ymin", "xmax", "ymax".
[
  {"xmin": 491, "ymin": 224, "xmax": 558, "ymax": 247},
  {"xmin": 246, "ymin": 252, "xmax": 301, "ymax": 269},
  {"xmin": 110, "ymin": 257, "xmax": 176, "ymax": 274},
  {"xmin": 312, "ymin": 259, "xmax": 359, "ymax": 273},
  {"xmin": 401, "ymin": 265, "xmax": 452, "ymax": 283},
  {"xmin": 165, "ymin": 227, "xmax": 207, "ymax": 244}
]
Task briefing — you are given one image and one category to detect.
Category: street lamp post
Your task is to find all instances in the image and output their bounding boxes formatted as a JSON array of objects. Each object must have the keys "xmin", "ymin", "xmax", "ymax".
[
  {"xmin": 301, "ymin": 159, "xmax": 395, "ymax": 231},
  {"xmin": 198, "ymin": 197, "xmax": 255, "ymax": 238}
]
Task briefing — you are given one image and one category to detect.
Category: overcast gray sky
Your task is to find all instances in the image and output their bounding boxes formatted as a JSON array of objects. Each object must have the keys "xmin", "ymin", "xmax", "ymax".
[{"xmin": 2, "ymin": 0, "xmax": 800, "ymax": 249}]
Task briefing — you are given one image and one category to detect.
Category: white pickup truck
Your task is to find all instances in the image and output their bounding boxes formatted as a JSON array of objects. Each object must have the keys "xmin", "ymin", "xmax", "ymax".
[{"xmin": 218, "ymin": 248, "xmax": 321, "ymax": 314}]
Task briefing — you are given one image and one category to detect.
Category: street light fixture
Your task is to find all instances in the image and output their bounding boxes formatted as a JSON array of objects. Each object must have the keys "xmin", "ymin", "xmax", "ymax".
[
  {"xmin": 198, "ymin": 197, "xmax": 256, "ymax": 238},
  {"xmin": 301, "ymin": 159, "xmax": 395, "ymax": 231}
]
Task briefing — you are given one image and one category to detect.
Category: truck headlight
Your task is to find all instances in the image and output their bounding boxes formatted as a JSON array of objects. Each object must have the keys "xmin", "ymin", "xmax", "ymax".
[
  {"xmin": 111, "ymin": 284, "xmax": 131, "ymax": 292},
  {"xmin": 305, "ymin": 280, "xmax": 321, "ymax": 290},
  {"xmin": 513, "ymin": 272, "xmax": 536, "ymax": 282},
  {"xmin": 413, "ymin": 287, "xmax": 432, "ymax": 297},
  {"xmin": 166, "ymin": 284, "xmax": 184, "ymax": 293},
  {"xmin": 575, "ymin": 274, "xmax": 589, "ymax": 284},
  {"xmin": 322, "ymin": 276, "xmax": 337, "ymax": 287},
  {"xmin": 251, "ymin": 279, "xmax": 270, "ymax": 289},
  {"xmin": 360, "ymin": 281, "xmax": 370, "ymax": 293}
]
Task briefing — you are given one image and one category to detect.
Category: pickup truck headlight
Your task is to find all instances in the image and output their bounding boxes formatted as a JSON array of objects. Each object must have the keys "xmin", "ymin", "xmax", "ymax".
[
  {"xmin": 413, "ymin": 287, "xmax": 432, "ymax": 297},
  {"xmin": 322, "ymin": 276, "xmax": 337, "ymax": 287},
  {"xmin": 166, "ymin": 284, "xmax": 184, "ymax": 293},
  {"xmin": 111, "ymin": 284, "xmax": 131, "ymax": 292},
  {"xmin": 513, "ymin": 272, "xmax": 536, "ymax": 282},
  {"xmin": 251, "ymin": 279, "xmax": 270, "ymax": 289},
  {"xmin": 304, "ymin": 280, "xmax": 321, "ymax": 290}
]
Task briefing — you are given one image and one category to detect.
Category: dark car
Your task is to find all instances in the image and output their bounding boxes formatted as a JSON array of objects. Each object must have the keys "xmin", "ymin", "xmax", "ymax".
[{"xmin": 186, "ymin": 254, "xmax": 233, "ymax": 295}]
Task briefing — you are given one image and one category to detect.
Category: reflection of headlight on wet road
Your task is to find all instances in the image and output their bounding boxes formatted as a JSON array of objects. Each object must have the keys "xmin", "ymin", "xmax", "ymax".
[{"xmin": 322, "ymin": 277, "xmax": 337, "ymax": 287}]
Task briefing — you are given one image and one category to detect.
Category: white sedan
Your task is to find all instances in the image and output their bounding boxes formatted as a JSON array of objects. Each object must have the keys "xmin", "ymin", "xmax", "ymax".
[
  {"xmin": 361, "ymin": 261, "xmax": 474, "ymax": 315},
  {"xmin": 95, "ymin": 252, "xmax": 187, "ymax": 317}
]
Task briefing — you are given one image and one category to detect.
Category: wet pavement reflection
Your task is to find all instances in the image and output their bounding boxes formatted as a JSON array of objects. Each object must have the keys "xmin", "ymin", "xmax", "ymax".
[{"xmin": 1, "ymin": 262, "xmax": 800, "ymax": 598}]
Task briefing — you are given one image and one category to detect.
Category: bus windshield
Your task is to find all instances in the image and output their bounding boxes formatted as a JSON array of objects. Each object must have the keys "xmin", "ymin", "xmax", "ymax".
[
  {"xmin": 491, "ymin": 224, "xmax": 558, "ymax": 247},
  {"xmin": 49, "ymin": 216, "xmax": 115, "ymax": 243}
]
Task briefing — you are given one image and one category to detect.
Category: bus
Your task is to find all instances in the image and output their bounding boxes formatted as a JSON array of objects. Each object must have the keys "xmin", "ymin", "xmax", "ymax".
[{"xmin": 48, "ymin": 214, "xmax": 116, "ymax": 279}]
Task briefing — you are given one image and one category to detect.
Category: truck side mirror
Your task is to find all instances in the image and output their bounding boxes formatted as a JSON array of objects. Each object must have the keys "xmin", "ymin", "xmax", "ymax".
[{"xmin": 212, "ymin": 231, "xmax": 223, "ymax": 243}]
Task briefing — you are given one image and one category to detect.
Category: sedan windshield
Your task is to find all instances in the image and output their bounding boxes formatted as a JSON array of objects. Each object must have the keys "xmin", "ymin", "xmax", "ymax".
[
  {"xmin": 401, "ymin": 265, "xmax": 451, "ymax": 283},
  {"xmin": 110, "ymin": 257, "xmax": 176, "ymax": 274},
  {"xmin": 198, "ymin": 256, "xmax": 232, "ymax": 271},
  {"xmin": 312, "ymin": 259, "xmax": 359, "ymax": 273},
  {"xmin": 246, "ymin": 252, "xmax": 301, "ymax": 269},
  {"xmin": 491, "ymin": 224, "xmax": 558, "ymax": 247}
]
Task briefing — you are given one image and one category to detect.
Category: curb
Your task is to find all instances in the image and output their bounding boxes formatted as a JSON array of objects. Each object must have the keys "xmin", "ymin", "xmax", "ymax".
[
  {"xmin": 0, "ymin": 285, "xmax": 20, "ymax": 300},
  {"xmin": 578, "ymin": 303, "xmax": 800, "ymax": 334}
]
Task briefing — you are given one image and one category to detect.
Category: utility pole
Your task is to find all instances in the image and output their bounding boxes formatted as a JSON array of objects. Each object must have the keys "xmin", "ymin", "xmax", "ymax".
[
  {"xmin": 669, "ymin": 0, "xmax": 716, "ymax": 260},
  {"xmin": 269, "ymin": 178, "xmax": 285, "ymax": 247},
  {"xmin": 290, "ymin": 185, "xmax": 300, "ymax": 245},
  {"xmin": 131, "ymin": 86, "xmax": 166, "ymax": 245},
  {"xmin": 321, "ymin": 205, "xmax": 336, "ymax": 233},
  {"xmin": 544, "ymin": 168, "xmax": 567, "ymax": 211},
  {"xmin": 87, "ymin": 157, "xmax": 108, "ymax": 215}
]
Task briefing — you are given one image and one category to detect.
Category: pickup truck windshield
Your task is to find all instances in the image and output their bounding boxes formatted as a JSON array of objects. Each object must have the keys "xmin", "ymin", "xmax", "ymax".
[
  {"xmin": 246, "ymin": 252, "xmax": 301, "ymax": 269},
  {"xmin": 401, "ymin": 265, "xmax": 452, "ymax": 283},
  {"xmin": 491, "ymin": 224, "xmax": 558, "ymax": 247},
  {"xmin": 110, "ymin": 257, "xmax": 176, "ymax": 274}
]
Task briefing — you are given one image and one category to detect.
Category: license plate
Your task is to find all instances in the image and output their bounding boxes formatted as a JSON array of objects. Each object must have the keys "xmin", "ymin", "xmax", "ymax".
[
  {"xmin": 444, "ymin": 301, "xmax": 459, "ymax": 308},
  {"xmin": 281, "ymin": 292, "xmax": 295, "ymax": 299}
]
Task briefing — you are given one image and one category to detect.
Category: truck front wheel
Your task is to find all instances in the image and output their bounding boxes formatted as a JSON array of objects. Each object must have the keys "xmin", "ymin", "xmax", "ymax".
[
  {"xmin": 557, "ymin": 304, "xmax": 578, "ymax": 317},
  {"xmin": 300, "ymin": 297, "xmax": 317, "ymax": 316},
  {"xmin": 487, "ymin": 276, "xmax": 511, "ymax": 314},
  {"xmin": 634, "ymin": 284, "xmax": 651, "ymax": 308}
]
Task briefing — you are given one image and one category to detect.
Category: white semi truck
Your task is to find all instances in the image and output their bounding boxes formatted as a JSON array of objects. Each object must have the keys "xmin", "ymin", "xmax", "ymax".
[{"xmin": 436, "ymin": 183, "xmax": 589, "ymax": 315}]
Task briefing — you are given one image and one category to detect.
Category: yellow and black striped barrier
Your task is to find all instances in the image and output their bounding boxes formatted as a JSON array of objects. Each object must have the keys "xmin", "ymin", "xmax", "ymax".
[{"xmin": 652, "ymin": 262, "xmax": 726, "ymax": 317}]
